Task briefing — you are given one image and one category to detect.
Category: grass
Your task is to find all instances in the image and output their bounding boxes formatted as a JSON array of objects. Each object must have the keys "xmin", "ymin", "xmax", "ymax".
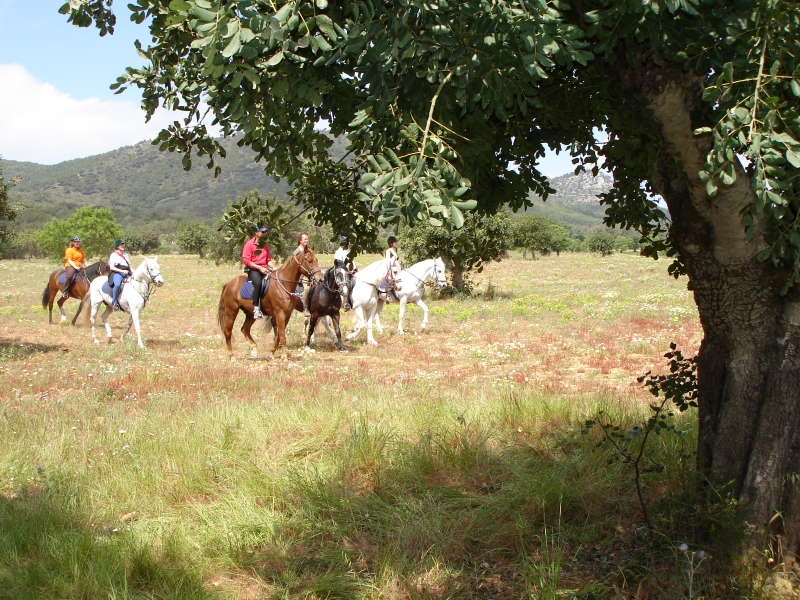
[{"xmin": 0, "ymin": 251, "xmax": 774, "ymax": 598}]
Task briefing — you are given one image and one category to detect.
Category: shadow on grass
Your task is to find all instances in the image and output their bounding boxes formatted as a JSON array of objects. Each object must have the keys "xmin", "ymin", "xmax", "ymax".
[
  {"xmin": 0, "ymin": 339, "xmax": 65, "ymax": 361},
  {"xmin": 0, "ymin": 487, "xmax": 214, "ymax": 600}
]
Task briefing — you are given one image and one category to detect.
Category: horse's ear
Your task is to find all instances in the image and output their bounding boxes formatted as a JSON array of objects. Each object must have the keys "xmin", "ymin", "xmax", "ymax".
[{"xmin": 310, "ymin": 245, "xmax": 315, "ymax": 252}]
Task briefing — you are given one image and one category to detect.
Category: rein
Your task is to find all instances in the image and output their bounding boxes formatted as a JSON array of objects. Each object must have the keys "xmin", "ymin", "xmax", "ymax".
[{"xmin": 271, "ymin": 252, "xmax": 320, "ymax": 298}]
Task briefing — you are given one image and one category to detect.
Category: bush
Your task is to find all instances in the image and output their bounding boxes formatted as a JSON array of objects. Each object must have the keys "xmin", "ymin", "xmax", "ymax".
[
  {"xmin": 124, "ymin": 230, "xmax": 161, "ymax": 254},
  {"xmin": 586, "ymin": 233, "xmax": 616, "ymax": 256},
  {"xmin": 401, "ymin": 210, "xmax": 512, "ymax": 292},
  {"xmin": 2, "ymin": 228, "xmax": 45, "ymax": 259},
  {"xmin": 176, "ymin": 220, "xmax": 212, "ymax": 258},
  {"xmin": 37, "ymin": 206, "xmax": 122, "ymax": 261}
]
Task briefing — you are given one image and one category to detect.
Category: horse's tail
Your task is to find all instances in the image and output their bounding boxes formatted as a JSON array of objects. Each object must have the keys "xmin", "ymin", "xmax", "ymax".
[
  {"xmin": 217, "ymin": 283, "xmax": 228, "ymax": 333},
  {"xmin": 41, "ymin": 284, "xmax": 50, "ymax": 308},
  {"xmin": 82, "ymin": 294, "xmax": 92, "ymax": 327}
]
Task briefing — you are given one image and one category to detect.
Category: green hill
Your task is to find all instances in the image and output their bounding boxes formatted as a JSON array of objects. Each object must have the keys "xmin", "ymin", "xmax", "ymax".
[{"xmin": 5, "ymin": 136, "xmax": 347, "ymax": 232}]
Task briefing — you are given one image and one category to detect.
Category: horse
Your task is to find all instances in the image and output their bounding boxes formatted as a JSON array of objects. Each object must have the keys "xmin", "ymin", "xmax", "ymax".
[
  {"xmin": 217, "ymin": 247, "xmax": 322, "ymax": 361},
  {"xmin": 373, "ymin": 257, "xmax": 448, "ymax": 335},
  {"xmin": 345, "ymin": 256, "xmax": 399, "ymax": 346},
  {"xmin": 83, "ymin": 257, "xmax": 165, "ymax": 348},
  {"xmin": 303, "ymin": 265, "xmax": 350, "ymax": 351},
  {"xmin": 41, "ymin": 260, "xmax": 109, "ymax": 325}
]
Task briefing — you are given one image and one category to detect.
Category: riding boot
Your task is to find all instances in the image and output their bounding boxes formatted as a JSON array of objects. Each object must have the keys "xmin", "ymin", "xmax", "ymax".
[{"xmin": 253, "ymin": 306, "xmax": 263, "ymax": 320}]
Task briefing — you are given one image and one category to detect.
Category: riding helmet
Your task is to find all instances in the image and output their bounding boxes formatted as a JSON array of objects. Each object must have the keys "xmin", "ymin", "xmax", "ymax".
[
  {"xmin": 113, "ymin": 239, "xmax": 125, "ymax": 248},
  {"xmin": 257, "ymin": 226, "xmax": 269, "ymax": 233},
  {"xmin": 339, "ymin": 235, "xmax": 348, "ymax": 244},
  {"xmin": 70, "ymin": 236, "xmax": 81, "ymax": 242}
]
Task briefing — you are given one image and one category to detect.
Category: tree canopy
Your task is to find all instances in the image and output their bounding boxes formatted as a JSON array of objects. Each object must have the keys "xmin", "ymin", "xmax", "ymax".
[
  {"xmin": 38, "ymin": 206, "xmax": 122, "ymax": 261},
  {"xmin": 64, "ymin": 0, "xmax": 800, "ymax": 555},
  {"xmin": 0, "ymin": 159, "xmax": 21, "ymax": 255}
]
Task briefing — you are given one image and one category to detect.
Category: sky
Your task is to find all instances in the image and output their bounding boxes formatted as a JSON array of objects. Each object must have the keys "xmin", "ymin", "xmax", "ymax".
[{"xmin": 0, "ymin": 0, "xmax": 576, "ymax": 175}]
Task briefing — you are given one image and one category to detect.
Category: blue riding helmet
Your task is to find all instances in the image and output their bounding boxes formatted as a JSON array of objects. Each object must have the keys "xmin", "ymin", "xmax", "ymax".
[
  {"xmin": 257, "ymin": 226, "xmax": 269, "ymax": 233},
  {"xmin": 70, "ymin": 236, "xmax": 81, "ymax": 242}
]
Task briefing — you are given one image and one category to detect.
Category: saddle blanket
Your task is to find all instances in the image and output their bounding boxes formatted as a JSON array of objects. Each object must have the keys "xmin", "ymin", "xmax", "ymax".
[
  {"xmin": 240, "ymin": 276, "xmax": 271, "ymax": 300},
  {"xmin": 102, "ymin": 281, "xmax": 112, "ymax": 295},
  {"xmin": 57, "ymin": 272, "xmax": 77, "ymax": 286}
]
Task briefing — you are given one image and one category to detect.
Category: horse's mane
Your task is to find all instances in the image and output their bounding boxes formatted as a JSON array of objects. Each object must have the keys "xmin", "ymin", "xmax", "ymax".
[
  {"xmin": 355, "ymin": 258, "xmax": 388, "ymax": 279},
  {"xmin": 83, "ymin": 260, "xmax": 109, "ymax": 281},
  {"xmin": 323, "ymin": 266, "xmax": 337, "ymax": 287}
]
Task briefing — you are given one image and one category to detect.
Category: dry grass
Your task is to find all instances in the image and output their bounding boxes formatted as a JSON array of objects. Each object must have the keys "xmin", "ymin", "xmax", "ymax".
[{"xmin": 0, "ymin": 251, "xmax": 749, "ymax": 599}]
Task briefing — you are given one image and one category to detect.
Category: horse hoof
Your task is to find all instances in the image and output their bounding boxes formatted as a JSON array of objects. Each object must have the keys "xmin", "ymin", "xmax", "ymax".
[{"xmin": 93, "ymin": 339, "xmax": 99, "ymax": 345}]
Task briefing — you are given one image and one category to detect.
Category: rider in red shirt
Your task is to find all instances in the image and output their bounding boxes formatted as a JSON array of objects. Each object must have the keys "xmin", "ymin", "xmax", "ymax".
[{"xmin": 242, "ymin": 226, "xmax": 276, "ymax": 319}]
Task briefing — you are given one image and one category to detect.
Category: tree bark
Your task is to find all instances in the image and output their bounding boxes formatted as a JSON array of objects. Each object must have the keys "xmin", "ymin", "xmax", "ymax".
[
  {"xmin": 629, "ymin": 63, "xmax": 800, "ymax": 554},
  {"xmin": 451, "ymin": 261, "xmax": 465, "ymax": 291}
]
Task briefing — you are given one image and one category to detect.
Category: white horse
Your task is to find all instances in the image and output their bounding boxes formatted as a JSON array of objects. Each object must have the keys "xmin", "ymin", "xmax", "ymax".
[
  {"xmin": 84, "ymin": 257, "xmax": 164, "ymax": 348},
  {"xmin": 374, "ymin": 257, "xmax": 448, "ymax": 335},
  {"xmin": 345, "ymin": 256, "xmax": 398, "ymax": 345}
]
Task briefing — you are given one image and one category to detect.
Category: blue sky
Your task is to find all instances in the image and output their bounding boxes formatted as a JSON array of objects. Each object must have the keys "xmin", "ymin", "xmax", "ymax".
[{"xmin": 0, "ymin": 0, "xmax": 576, "ymax": 175}]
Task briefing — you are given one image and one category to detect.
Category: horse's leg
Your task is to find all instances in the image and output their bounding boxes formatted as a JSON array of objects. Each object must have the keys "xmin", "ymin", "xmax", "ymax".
[
  {"xmin": 365, "ymin": 303, "xmax": 378, "ymax": 346},
  {"xmin": 330, "ymin": 314, "xmax": 345, "ymax": 351},
  {"xmin": 223, "ymin": 306, "xmax": 237, "ymax": 360},
  {"xmin": 270, "ymin": 312, "xmax": 288, "ymax": 359},
  {"xmin": 121, "ymin": 313, "xmax": 134, "ymax": 344},
  {"xmin": 346, "ymin": 306, "xmax": 366, "ymax": 341},
  {"xmin": 130, "ymin": 310, "xmax": 145, "ymax": 348},
  {"xmin": 71, "ymin": 296, "xmax": 83, "ymax": 325},
  {"xmin": 305, "ymin": 314, "xmax": 319, "ymax": 348},
  {"xmin": 48, "ymin": 287, "xmax": 55, "ymax": 325},
  {"xmin": 321, "ymin": 316, "xmax": 338, "ymax": 345},
  {"xmin": 90, "ymin": 299, "xmax": 101, "ymax": 344},
  {"xmin": 416, "ymin": 298, "xmax": 429, "ymax": 331},
  {"xmin": 374, "ymin": 299, "xmax": 384, "ymax": 334},
  {"xmin": 56, "ymin": 293, "xmax": 69, "ymax": 324},
  {"xmin": 102, "ymin": 303, "xmax": 114, "ymax": 343},
  {"xmin": 241, "ymin": 313, "xmax": 259, "ymax": 358},
  {"xmin": 397, "ymin": 296, "xmax": 408, "ymax": 335}
]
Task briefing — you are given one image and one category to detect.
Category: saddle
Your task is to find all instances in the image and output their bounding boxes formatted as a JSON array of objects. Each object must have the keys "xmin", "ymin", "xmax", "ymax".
[
  {"xmin": 102, "ymin": 274, "xmax": 128, "ymax": 298},
  {"xmin": 57, "ymin": 271, "xmax": 80, "ymax": 287},
  {"xmin": 240, "ymin": 272, "xmax": 271, "ymax": 300}
]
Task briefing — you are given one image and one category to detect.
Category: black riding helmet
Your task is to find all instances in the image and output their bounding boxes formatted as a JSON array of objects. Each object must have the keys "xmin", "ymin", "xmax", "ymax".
[{"xmin": 70, "ymin": 236, "xmax": 81, "ymax": 243}]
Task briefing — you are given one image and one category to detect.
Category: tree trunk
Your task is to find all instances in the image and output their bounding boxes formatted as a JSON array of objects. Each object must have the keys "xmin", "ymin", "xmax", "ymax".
[
  {"xmin": 529, "ymin": 247, "xmax": 536, "ymax": 260},
  {"xmin": 451, "ymin": 261, "xmax": 465, "ymax": 291},
  {"xmin": 634, "ymin": 63, "xmax": 800, "ymax": 554}
]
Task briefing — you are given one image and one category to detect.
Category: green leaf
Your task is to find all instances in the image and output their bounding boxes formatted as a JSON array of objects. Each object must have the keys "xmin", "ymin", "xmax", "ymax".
[
  {"xmin": 168, "ymin": 0, "xmax": 191, "ymax": 10},
  {"xmin": 452, "ymin": 200, "xmax": 477, "ymax": 211},
  {"xmin": 222, "ymin": 35, "xmax": 242, "ymax": 57},
  {"xmin": 316, "ymin": 15, "xmax": 336, "ymax": 38},
  {"xmin": 791, "ymin": 79, "xmax": 800, "ymax": 98},
  {"xmin": 787, "ymin": 148, "xmax": 800, "ymax": 168},
  {"xmin": 265, "ymin": 51, "xmax": 284, "ymax": 66},
  {"xmin": 706, "ymin": 179, "xmax": 718, "ymax": 197},
  {"xmin": 191, "ymin": 5, "xmax": 217, "ymax": 21},
  {"xmin": 450, "ymin": 205, "xmax": 464, "ymax": 228}
]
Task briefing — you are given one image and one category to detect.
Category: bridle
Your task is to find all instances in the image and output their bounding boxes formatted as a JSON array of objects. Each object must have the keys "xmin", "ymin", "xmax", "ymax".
[
  {"xmin": 134, "ymin": 259, "xmax": 163, "ymax": 304},
  {"xmin": 402, "ymin": 260, "xmax": 447, "ymax": 291},
  {"xmin": 272, "ymin": 250, "xmax": 321, "ymax": 298}
]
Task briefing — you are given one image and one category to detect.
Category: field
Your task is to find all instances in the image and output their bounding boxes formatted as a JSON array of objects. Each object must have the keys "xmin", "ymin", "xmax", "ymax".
[{"xmin": 0, "ymin": 252, "xmax": 721, "ymax": 599}]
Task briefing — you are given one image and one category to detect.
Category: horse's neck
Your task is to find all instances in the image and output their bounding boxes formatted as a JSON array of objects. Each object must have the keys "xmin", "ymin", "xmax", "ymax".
[
  {"xmin": 359, "ymin": 260, "xmax": 388, "ymax": 284},
  {"xmin": 277, "ymin": 259, "xmax": 302, "ymax": 287},
  {"xmin": 131, "ymin": 262, "xmax": 150, "ymax": 286},
  {"xmin": 408, "ymin": 260, "xmax": 433, "ymax": 281}
]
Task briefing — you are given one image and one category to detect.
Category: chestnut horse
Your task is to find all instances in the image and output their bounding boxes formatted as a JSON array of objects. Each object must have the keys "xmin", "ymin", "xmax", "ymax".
[
  {"xmin": 41, "ymin": 260, "xmax": 109, "ymax": 325},
  {"xmin": 217, "ymin": 247, "xmax": 322, "ymax": 360}
]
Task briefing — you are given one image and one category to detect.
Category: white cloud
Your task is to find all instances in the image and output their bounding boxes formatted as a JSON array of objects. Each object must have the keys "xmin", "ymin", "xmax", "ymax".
[{"xmin": 0, "ymin": 63, "xmax": 184, "ymax": 164}]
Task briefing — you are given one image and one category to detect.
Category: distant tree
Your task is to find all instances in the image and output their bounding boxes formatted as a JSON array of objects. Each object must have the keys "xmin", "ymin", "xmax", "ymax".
[
  {"xmin": 513, "ymin": 215, "xmax": 571, "ymax": 259},
  {"xmin": 613, "ymin": 236, "xmax": 635, "ymax": 253},
  {"xmin": 176, "ymin": 220, "xmax": 212, "ymax": 258},
  {"xmin": 2, "ymin": 229, "xmax": 44, "ymax": 259},
  {"xmin": 402, "ymin": 211, "xmax": 511, "ymax": 292},
  {"xmin": 586, "ymin": 233, "xmax": 616, "ymax": 257},
  {"xmin": 38, "ymin": 206, "xmax": 122, "ymax": 260},
  {"xmin": 0, "ymin": 159, "xmax": 21, "ymax": 255},
  {"xmin": 124, "ymin": 229, "xmax": 161, "ymax": 254}
]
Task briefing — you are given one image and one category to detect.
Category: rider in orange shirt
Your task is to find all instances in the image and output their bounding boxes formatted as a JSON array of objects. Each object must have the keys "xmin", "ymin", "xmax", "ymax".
[{"xmin": 61, "ymin": 236, "xmax": 86, "ymax": 299}]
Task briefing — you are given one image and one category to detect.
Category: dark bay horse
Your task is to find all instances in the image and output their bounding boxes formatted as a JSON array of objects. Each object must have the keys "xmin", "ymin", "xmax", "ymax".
[
  {"xmin": 304, "ymin": 266, "xmax": 350, "ymax": 352},
  {"xmin": 41, "ymin": 260, "xmax": 109, "ymax": 325},
  {"xmin": 217, "ymin": 248, "xmax": 322, "ymax": 360}
]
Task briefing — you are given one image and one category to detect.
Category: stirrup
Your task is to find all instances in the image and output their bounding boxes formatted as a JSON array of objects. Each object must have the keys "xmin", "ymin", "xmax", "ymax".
[
  {"xmin": 253, "ymin": 306, "xmax": 263, "ymax": 320},
  {"xmin": 113, "ymin": 303, "xmax": 121, "ymax": 311},
  {"xmin": 61, "ymin": 291, "xmax": 69, "ymax": 299}
]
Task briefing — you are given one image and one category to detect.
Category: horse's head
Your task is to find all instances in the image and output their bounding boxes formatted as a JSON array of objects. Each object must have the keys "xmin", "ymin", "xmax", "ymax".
[
  {"xmin": 333, "ymin": 265, "xmax": 349, "ymax": 297},
  {"xmin": 300, "ymin": 246, "xmax": 324, "ymax": 282},
  {"xmin": 145, "ymin": 257, "xmax": 165, "ymax": 287},
  {"xmin": 433, "ymin": 257, "xmax": 448, "ymax": 288},
  {"xmin": 99, "ymin": 260, "xmax": 110, "ymax": 275}
]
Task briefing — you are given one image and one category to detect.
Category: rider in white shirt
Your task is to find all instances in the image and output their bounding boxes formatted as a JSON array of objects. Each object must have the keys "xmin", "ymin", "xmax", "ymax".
[
  {"xmin": 334, "ymin": 236, "xmax": 355, "ymax": 310},
  {"xmin": 108, "ymin": 239, "xmax": 132, "ymax": 310}
]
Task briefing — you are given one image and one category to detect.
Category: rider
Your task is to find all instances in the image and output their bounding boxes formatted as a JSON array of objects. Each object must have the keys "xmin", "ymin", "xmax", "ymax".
[
  {"xmin": 380, "ymin": 235, "xmax": 400, "ymax": 301},
  {"xmin": 60, "ymin": 236, "xmax": 86, "ymax": 299},
  {"xmin": 293, "ymin": 232, "xmax": 312, "ymax": 317},
  {"xmin": 108, "ymin": 239, "xmax": 132, "ymax": 311},
  {"xmin": 334, "ymin": 235, "xmax": 355, "ymax": 310},
  {"xmin": 242, "ymin": 226, "xmax": 275, "ymax": 320}
]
